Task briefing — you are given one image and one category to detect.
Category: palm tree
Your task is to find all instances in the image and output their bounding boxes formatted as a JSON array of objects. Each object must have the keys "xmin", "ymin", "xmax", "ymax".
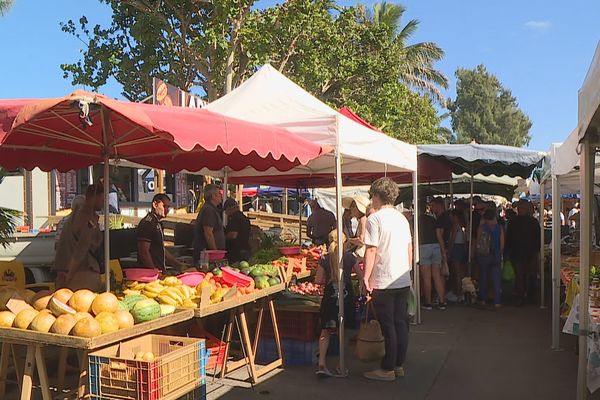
[
  {"xmin": 0, "ymin": 0, "xmax": 14, "ymax": 16},
  {"xmin": 360, "ymin": 2, "xmax": 448, "ymax": 104},
  {"xmin": 0, "ymin": 169, "xmax": 19, "ymax": 249}
]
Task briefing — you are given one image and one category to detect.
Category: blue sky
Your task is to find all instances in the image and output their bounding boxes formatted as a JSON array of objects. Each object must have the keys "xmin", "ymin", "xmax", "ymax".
[{"xmin": 1, "ymin": 0, "xmax": 599, "ymax": 151}]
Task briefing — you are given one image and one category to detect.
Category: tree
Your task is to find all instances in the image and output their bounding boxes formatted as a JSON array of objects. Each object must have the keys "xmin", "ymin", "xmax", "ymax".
[
  {"xmin": 0, "ymin": 0, "xmax": 13, "ymax": 16},
  {"xmin": 447, "ymin": 64, "xmax": 532, "ymax": 146},
  {"xmin": 0, "ymin": 169, "xmax": 20, "ymax": 249},
  {"xmin": 61, "ymin": 0, "xmax": 443, "ymax": 143},
  {"xmin": 358, "ymin": 1, "xmax": 448, "ymax": 104}
]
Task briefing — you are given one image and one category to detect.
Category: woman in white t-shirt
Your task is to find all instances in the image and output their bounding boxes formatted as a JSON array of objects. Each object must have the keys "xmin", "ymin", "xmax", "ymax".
[{"xmin": 362, "ymin": 178, "xmax": 413, "ymax": 382}]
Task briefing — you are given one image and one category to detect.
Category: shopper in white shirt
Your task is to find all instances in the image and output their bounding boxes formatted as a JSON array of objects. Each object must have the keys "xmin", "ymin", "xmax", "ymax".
[{"xmin": 362, "ymin": 177, "xmax": 413, "ymax": 382}]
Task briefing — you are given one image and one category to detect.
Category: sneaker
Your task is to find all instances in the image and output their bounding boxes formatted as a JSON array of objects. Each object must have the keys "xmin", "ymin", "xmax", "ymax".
[
  {"xmin": 437, "ymin": 302, "xmax": 447, "ymax": 310},
  {"xmin": 394, "ymin": 367, "xmax": 405, "ymax": 377},
  {"xmin": 422, "ymin": 303, "xmax": 433, "ymax": 310},
  {"xmin": 363, "ymin": 369, "xmax": 395, "ymax": 381}
]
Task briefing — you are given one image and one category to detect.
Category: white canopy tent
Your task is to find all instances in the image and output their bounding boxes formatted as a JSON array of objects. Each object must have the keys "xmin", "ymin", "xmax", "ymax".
[
  {"xmin": 205, "ymin": 64, "xmax": 421, "ymax": 374},
  {"xmin": 575, "ymin": 40, "xmax": 600, "ymax": 399}
]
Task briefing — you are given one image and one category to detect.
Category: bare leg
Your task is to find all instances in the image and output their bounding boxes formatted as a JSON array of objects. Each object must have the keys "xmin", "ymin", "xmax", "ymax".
[
  {"xmin": 420, "ymin": 265, "xmax": 433, "ymax": 304},
  {"xmin": 431, "ymin": 264, "xmax": 446, "ymax": 303},
  {"xmin": 318, "ymin": 329, "xmax": 331, "ymax": 369}
]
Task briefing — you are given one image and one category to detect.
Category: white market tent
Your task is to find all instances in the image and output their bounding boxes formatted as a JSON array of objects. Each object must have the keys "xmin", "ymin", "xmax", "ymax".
[
  {"xmin": 205, "ymin": 64, "xmax": 421, "ymax": 373},
  {"xmin": 574, "ymin": 40, "xmax": 600, "ymax": 399}
]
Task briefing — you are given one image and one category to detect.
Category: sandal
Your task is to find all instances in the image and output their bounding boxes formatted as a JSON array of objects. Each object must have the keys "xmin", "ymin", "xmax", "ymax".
[{"xmin": 316, "ymin": 367, "xmax": 333, "ymax": 378}]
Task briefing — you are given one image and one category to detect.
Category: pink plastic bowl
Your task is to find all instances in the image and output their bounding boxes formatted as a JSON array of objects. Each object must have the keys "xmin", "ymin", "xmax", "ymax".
[
  {"xmin": 221, "ymin": 267, "xmax": 253, "ymax": 287},
  {"xmin": 124, "ymin": 268, "xmax": 160, "ymax": 282},
  {"xmin": 205, "ymin": 250, "xmax": 227, "ymax": 261},
  {"xmin": 278, "ymin": 246, "xmax": 301, "ymax": 256},
  {"xmin": 177, "ymin": 272, "xmax": 205, "ymax": 287}
]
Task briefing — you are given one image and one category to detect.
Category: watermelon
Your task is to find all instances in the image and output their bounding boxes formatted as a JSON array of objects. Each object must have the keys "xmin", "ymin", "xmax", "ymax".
[
  {"xmin": 268, "ymin": 277, "xmax": 281, "ymax": 286},
  {"xmin": 121, "ymin": 295, "xmax": 146, "ymax": 311},
  {"xmin": 159, "ymin": 304, "xmax": 175, "ymax": 317},
  {"xmin": 131, "ymin": 299, "xmax": 161, "ymax": 323},
  {"xmin": 117, "ymin": 301, "xmax": 128, "ymax": 311}
]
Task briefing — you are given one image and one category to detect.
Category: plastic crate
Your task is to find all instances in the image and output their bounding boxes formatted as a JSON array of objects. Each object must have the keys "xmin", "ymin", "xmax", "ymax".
[
  {"xmin": 203, "ymin": 332, "xmax": 226, "ymax": 372},
  {"xmin": 89, "ymin": 334, "xmax": 206, "ymax": 400},
  {"xmin": 256, "ymin": 337, "xmax": 317, "ymax": 366},
  {"xmin": 260, "ymin": 310, "xmax": 319, "ymax": 341}
]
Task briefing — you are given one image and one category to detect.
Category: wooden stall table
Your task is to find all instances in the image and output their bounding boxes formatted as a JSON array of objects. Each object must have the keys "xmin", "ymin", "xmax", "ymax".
[
  {"xmin": 194, "ymin": 282, "xmax": 285, "ymax": 384},
  {"xmin": 0, "ymin": 309, "xmax": 194, "ymax": 400}
]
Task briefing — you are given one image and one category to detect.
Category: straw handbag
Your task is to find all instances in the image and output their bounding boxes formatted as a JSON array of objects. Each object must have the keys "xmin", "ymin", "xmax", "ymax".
[{"xmin": 355, "ymin": 301, "xmax": 385, "ymax": 362}]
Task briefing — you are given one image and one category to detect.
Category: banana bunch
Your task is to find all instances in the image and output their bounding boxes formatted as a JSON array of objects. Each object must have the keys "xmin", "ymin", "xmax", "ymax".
[
  {"xmin": 126, "ymin": 281, "xmax": 147, "ymax": 291},
  {"xmin": 161, "ymin": 276, "xmax": 182, "ymax": 287},
  {"xmin": 142, "ymin": 281, "xmax": 166, "ymax": 299},
  {"xmin": 157, "ymin": 285, "xmax": 199, "ymax": 308}
]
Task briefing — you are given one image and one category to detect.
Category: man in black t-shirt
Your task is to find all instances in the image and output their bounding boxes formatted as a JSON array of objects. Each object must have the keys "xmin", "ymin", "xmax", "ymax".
[
  {"xmin": 223, "ymin": 199, "xmax": 251, "ymax": 263},
  {"xmin": 193, "ymin": 184, "xmax": 226, "ymax": 264},
  {"xmin": 137, "ymin": 193, "xmax": 184, "ymax": 272}
]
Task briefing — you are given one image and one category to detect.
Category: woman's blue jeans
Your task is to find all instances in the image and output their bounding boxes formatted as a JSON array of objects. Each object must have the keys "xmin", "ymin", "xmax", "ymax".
[{"xmin": 478, "ymin": 254, "xmax": 502, "ymax": 305}]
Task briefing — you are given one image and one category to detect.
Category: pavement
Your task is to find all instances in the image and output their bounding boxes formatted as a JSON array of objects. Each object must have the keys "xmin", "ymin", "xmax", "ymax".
[
  {"xmin": 206, "ymin": 304, "xmax": 580, "ymax": 400},
  {"xmin": 2, "ymin": 303, "xmax": 584, "ymax": 400}
]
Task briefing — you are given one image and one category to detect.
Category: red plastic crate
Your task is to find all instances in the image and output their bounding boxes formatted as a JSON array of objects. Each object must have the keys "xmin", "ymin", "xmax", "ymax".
[
  {"xmin": 260, "ymin": 310, "xmax": 320, "ymax": 341},
  {"xmin": 204, "ymin": 332, "xmax": 226, "ymax": 372}
]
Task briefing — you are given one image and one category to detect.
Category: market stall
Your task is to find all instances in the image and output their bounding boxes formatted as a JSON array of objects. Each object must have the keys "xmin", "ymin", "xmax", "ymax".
[
  {"xmin": 572, "ymin": 40, "xmax": 600, "ymax": 399},
  {"xmin": 0, "ymin": 90, "xmax": 330, "ymax": 397},
  {"xmin": 204, "ymin": 64, "xmax": 424, "ymax": 374}
]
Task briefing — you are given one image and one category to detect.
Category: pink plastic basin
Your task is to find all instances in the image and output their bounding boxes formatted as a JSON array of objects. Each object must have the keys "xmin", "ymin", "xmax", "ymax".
[
  {"xmin": 124, "ymin": 268, "xmax": 160, "ymax": 282},
  {"xmin": 221, "ymin": 267, "xmax": 253, "ymax": 287},
  {"xmin": 205, "ymin": 250, "xmax": 227, "ymax": 261},
  {"xmin": 278, "ymin": 246, "xmax": 301, "ymax": 256},
  {"xmin": 177, "ymin": 272, "xmax": 205, "ymax": 287}
]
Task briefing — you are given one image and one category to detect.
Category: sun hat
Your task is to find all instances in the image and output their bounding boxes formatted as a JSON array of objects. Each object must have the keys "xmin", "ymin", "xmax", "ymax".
[
  {"xmin": 352, "ymin": 195, "xmax": 370, "ymax": 215},
  {"xmin": 342, "ymin": 197, "xmax": 354, "ymax": 210}
]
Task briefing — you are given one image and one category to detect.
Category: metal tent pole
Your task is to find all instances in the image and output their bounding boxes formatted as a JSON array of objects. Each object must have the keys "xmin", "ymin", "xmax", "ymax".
[
  {"xmin": 412, "ymin": 171, "xmax": 421, "ymax": 324},
  {"xmin": 100, "ymin": 107, "xmax": 111, "ymax": 292},
  {"xmin": 577, "ymin": 136, "xmax": 593, "ymax": 400},
  {"xmin": 334, "ymin": 116, "xmax": 346, "ymax": 376},
  {"xmin": 551, "ymin": 174, "xmax": 561, "ymax": 350},
  {"xmin": 540, "ymin": 181, "xmax": 546, "ymax": 308},
  {"xmin": 468, "ymin": 174, "xmax": 474, "ymax": 266}
]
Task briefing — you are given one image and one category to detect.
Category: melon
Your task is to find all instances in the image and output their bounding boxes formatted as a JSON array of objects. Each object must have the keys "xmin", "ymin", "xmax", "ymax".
[
  {"xmin": 0, "ymin": 287, "xmax": 20, "ymax": 310},
  {"xmin": 91, "ymin": 292, "xmax": 120, "ymax": 316},
  {"xmin": 19, "ymin": 289, "xmax": 37, "ymax": 304},
  {"xmin": 121, "ymin": 295, "xmax": 146, "ymax": 311},
  {"xmin": 13, "ymin": 309, "xmax": 39, "ymax": 329},
  {"xmin": 31, "ymin": 291, "xmax": 53, "ymax": 311},
  {"xmin": 95, "ymin": 311, "xmax": 120, "ymax": 334},
  {"xmin": 29, "ymin": 312, "xmax": 56, "ymax": 333},
  {"xmin": 0, "ymin": 311, "xmax": 16, "ymax": 327},
  {"xmin": 52, "ymin": 288, "xmax": 74, "ymax": 304},
  {"xmin": 74, "ymin": 312, "xmax": 93, "ymax": 322},
  {"xmin": 49, "ymin": 297, "xmax": 76, "ymax": 317},
  {"xmin": 114, "ymin": 310, "xmax": 135, "ymax": 330},
  {"xmin": 159, "ymin": 304, "xmax": 175, "ymax": 317},
  {"xmin": 68, "ymin": 289, "xmax": 96, "ymax": 313},
  {"xmin": 51, "ymin": 314, "xmax": 78, "ymax": 335},
  {"xmin": 72, "ymin": 317, "xmax": 102, "ymax": 338},
  {"xmin": 131, "ymin": 299, "xmax": 161, "ymax": 323}
]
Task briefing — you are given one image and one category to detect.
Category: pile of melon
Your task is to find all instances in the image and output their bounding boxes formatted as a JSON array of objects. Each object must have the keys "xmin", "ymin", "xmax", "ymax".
[{"xmin": 0, "ymin": 287, "xmax": 161, "ymax": 338}]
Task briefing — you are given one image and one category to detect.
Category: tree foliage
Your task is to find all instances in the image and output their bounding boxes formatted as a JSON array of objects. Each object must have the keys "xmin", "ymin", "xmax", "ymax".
[
  {"xmin": 60, "ymin": 0, "xmax": 445, "ymax": 143},
  {"xmin": 447, "ymin": 64, "xmax": 532, "ymax": 146},
  {"xmin": 0, "ymin": 168, "xmax": 20, "ymax": 249},
  {"xmin": 0, "ymin": 0, "xmax": 13, "ymax": 16},
  {"xmin": 359, "ymin": 1, "xmax": 448, "ymax": 104}
]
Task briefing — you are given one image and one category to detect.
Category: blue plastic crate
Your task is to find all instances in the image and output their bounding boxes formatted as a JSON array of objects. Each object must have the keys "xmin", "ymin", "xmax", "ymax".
[{"xmin": 256, "ymin": 337, "xmax": 316, "ymax": 366}]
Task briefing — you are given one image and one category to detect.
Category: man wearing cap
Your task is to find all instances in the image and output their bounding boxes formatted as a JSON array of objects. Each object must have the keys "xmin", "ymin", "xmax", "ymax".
[
  {"xmin": 224, "ymin": 198, "xmax": 251, "ymax": 263},
  {"xmin": 306, "ymin": 198, "xmax": 336, "ymax": 246}
]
